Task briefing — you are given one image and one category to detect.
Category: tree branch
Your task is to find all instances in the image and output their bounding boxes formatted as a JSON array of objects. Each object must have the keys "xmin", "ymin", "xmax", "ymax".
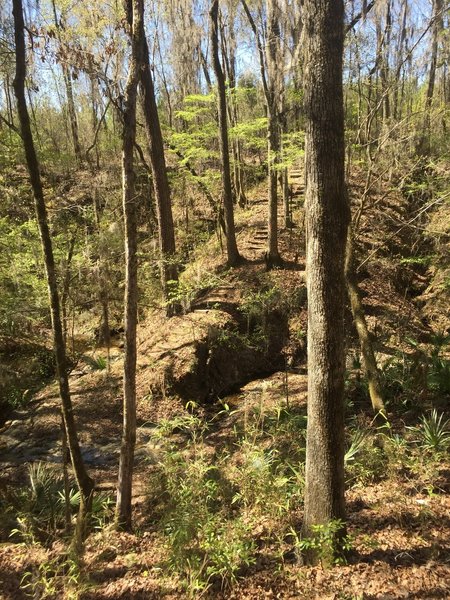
[
  {"xmin": 345, "ymin": 0, "xmax": 376, "ymax": 34},
  {"xmin": 0, "ymin": 112, "xmax": 21, "ymax": 136}
]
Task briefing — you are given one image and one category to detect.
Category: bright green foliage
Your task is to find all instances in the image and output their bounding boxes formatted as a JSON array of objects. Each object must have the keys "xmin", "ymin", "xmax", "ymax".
[
  {"xmin": 9, "ymin": 462, "xmax": 112, "ymax": 546},
  {"xmin": 344, "ymin": 428, "xmax": 387, "ymax": 485},
  {"xmin": 295, "ymin": 519, "xmax": 352, "ymax": 567},
  {"xmin": 409, "ymin": 410, "xmax": 450, "ymax": 454},
  {"xmin": 171, "ymin": 94, "xmax": 218, "ymax": 163},
  {"xmin": 229, "ymin": 117, "xmax": 268, "ymax": 151},
  {"xmin": 0, "ymin": 218, "xmax": 48, "ymax": 334},
  {"xmin": 150, "ymin": 447, "xmax": 255, "ymax": 595},
  {"xmin": 278, "ymin": 131, "xmax": 305, "ymax": 170},
  {"xmin": 21, "ymin": 555, "xmax": 83, "ymax": 600},
  {"xmin": 11, "ymin": 462, "xmax": 70, "ymax": 545}
]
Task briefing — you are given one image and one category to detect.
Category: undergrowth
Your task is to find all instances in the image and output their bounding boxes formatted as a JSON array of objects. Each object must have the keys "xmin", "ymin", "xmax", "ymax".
[{"xmin": 1, "ymin": 368, "xmax": 448, "ymax": 598}]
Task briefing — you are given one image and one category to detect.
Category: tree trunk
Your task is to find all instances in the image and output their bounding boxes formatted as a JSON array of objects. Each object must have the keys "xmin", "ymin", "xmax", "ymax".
[
  {"xmin": 210, "ymin": 0, "xmax": 241, "ymax": 267},
  {"xmin": 265, "ymin": 0, "xmax": 283, "ymax": 266},
  {"xmin": 115, "ymin": 0, "xmax": 143, "ymax": 531},
  {"xmin": 302, "ymin": 0, "xmax": 349, "ymax": 564},
  {"xmin": 138, "ymin": 21, "xmax": 179, "ymax": 314},
  {"xmin": 12, "ymin": 0, "xmax": 93, "ymax": 551},
  {"xmin": 267, "ymin": 116, "xmax": 282, "ymax": 265},
  {"xmin": 282, "ymin": 167, "xmax": 291, "ymax": 229},
  {"xmin": 89, "ymin": 74, "xmax": 101, "ymax": 169},
  {"xmin": 221, "ymin": 9, "xmax": 247, "ymax": 208},
  {"xmin": 61, "ymin": 233, "xmax": 76, "ymax": 344},
  {"xmin": 345, "ymin": 229, "xmax": 385, "ymax": 413}
]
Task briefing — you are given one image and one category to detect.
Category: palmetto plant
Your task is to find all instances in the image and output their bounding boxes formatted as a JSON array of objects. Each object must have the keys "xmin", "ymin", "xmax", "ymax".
[
  {"xmin": 344, "ymin": 428, "xmax": 367, "ymax": 464},
  {"xmin": 410, "ymin": 410, "xmax": 450, "ymax": 453}
]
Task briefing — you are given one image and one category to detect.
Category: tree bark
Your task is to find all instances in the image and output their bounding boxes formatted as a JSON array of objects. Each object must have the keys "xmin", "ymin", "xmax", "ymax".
[
  {"xmin": 221, "ymin": 6, "xmax": 247, "ymax": 207},
  {"xmin": 210, "ymin": 0, "xmax": 241, "ymax": 267},
  {"xmin": 265, "ymin": 0, "xmax": 283, "ymax": 266},
  {"xmin": 12, "ymin": 0, "xmax": 93, "ymax": 551},
  {"xmin": 302, "ymin": 0, "xmax": 349, "ymax": 563},
  {"xmin": 115, "ymin": 0, "xmax": 143, "ymax": 531},
  {"xmin": 137, "ymin": 20, "xmax": 179, "ymax": 314}
]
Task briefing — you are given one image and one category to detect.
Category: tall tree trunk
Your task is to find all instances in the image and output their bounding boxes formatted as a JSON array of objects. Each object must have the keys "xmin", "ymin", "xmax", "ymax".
[
  {"xmin": 221, "ymin": 6, "xmax": 247, "ymax": 207},
  {"xmin": 265, "ymin": 0, "xmax": 283, "ymax": 266},
  {"xmin": 137, "ymin": 22, "xmax": 179, "ymax": 314},
  {"xmin": 302, "ymin": 0, "xmax": 349, "ymax": 563},
  {"xmin": 115, "ymin": 0, "xmax": 143, "ymax": 531},
  {"xmin": 391, "ymin": 0, "xmax": 408, "ymax": 122},
  {"xmin": 280, "ymin": 113, "xmax": 292, "ymax": 228},
  {"xmin": 380, "ymin": 1, "xmax": 392, "ymax": 125},
  {"xmin": 93, "ymin": 193, "xmax": 111, "ymax": 369},
  {"xmin": 210, "ymin": 0, "xmax": 241, "ymax": 267},
  {"xmin": 12, "ymin": 0, "xmax": 93, "ymax": 551}
]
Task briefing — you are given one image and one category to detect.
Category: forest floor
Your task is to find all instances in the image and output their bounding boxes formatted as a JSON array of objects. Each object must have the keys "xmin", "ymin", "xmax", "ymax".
[{"xmin": 0, "ymin": 173, "xmax": 449, "ymax": 599}]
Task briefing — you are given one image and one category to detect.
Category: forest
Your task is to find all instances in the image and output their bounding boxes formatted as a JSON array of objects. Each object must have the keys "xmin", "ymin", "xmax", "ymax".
[{"xmin": 0, "ymin": 0, "xmax": 449, "ymax": 598}]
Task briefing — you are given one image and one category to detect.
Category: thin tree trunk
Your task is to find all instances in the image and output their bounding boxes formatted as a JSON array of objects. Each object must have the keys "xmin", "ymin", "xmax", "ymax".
[
  {"xmin": 302, "ymin": 0, "xmax": 349, "ymax": 564},
  {"xmin": 264, "ymin": 0, "xmax": 283, "ymax": 266},
  {"xmin": 5, "ymin": 74, "xmax": 15, "ymax": 133},
  {"xmin": 210, "ymin": 0, "xmax": 241, "ymax": 267},
  {"xmin": 221, "ymin": 11, "xmax": 247, "ymax": 207},
  {"xmin": 345, "ymin": 228, "xmax": 385, "ymax": 413},
  {"xmin": 115, "ymin": 0, "xmax": 143, "ymax": 531},
  {"xmin": 282, "ymin": 167, "xmax": 291, "ymax": 228},
  {"xmin": 267, "ymin": 115, "xmax": 281, "ymax": 265},
  {"xmin": 61, "ymin": 233, "xmax": 76, "ymax": 344},
  {"xmin": 89, "ymin": 74, "xmax": 101, "ymax": 169},
  {"xmin": 380, "ymin": 1, "xmax": 391, "ymax": 125},
  {"xmin": 12, "ymin": 0, "xmax": 93, "ymax": 552}
]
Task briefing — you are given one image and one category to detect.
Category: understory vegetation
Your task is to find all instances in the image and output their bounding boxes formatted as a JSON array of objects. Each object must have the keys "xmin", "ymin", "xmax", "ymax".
[
  {"xmin": 1, "ymin": 0, "xmax": 450, "ymax": 598},
  {"xmin": 2, "ymin": 384, "xmax": 449, "ymax": 597}
]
